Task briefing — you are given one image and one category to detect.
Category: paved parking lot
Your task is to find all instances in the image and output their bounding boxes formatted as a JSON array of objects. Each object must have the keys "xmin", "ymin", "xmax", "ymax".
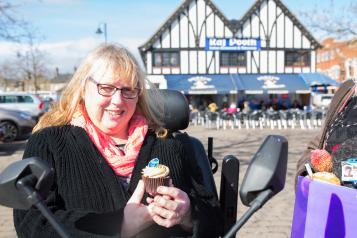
[
  {"xmin": 0, "ymin": 141, "xmax": 27, "ymax": 238},
  {"xmin": 0, "ymin": 126, "xmax": 320, "ymax": 237}
]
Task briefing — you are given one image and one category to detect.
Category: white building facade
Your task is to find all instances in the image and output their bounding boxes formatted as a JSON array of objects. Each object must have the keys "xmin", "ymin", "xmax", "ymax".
[{"xmin": 139, "ymin": 0, "xmax": 330, "ymax": 107}]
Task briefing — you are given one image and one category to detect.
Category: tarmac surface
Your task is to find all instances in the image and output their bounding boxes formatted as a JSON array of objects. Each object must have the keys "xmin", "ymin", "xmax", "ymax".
[{"xmin": 0, "ymin": 126, "xmax": 320, "ymax": 237}]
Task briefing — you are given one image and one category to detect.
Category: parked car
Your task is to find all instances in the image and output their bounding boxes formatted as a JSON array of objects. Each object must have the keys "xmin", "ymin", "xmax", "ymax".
[
  {"xmin": 311, "ymin": 93, "xmax": 334, "ymax": 108},
  {"xmin": 42, "ymin": 97, "xmax": 55, "ymax": 112},
  {"xmin": 0, "ymin": 108, "xmax": 36, "ymax": 142},
  {"xmin": 0, "ymin": 92, "xmax": 45, "ymax": 120}
]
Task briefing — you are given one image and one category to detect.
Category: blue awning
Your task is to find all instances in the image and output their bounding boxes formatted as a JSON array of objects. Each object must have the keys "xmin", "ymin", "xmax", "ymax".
[
  {"xmin": 165, "ymin": 74, "xmax": 238, "ymax": 94},
  {"xmin": 299, "ymin": 73, "xmax": 340, "ymax": 87},
  {"xmin": 233, "ymin": 74, "xmax": 311, "ymax": 94}
]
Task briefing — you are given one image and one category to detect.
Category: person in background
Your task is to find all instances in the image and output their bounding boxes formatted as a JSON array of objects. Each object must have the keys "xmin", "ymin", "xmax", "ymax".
[
  {"xmin": 13, "ymin": 44, "xmax": 222, "ymax": 238},
  {"xmin": 270, "ymin": 98, "xmax": 279, "ymax": 111},
  {"xmin": 222, "ymin": 95, "xmax": 228, "ymax": 109},
  {"xmin": 259, "ymin": 100, "xmax": 266, "ymax": 111},
  {"xmin": 208, "ymin": 101, "xmax": 218, "ymax": 113},
  {"xmin": 247, "ymin": 99, "xmax": 254, "ymax": 111},
  {"xmin": 296, "ymin": 79, "xmax": 357, "ymax": 185},
  {"xmin": 242, "ymin": 100, "xmax": 251, "ymax": 113},
  {"xmin": 197, "ymin": 99, "xmax": 206, "ymax": 111},
  {"xmin": 291, "ymin": 100, "xmax": 302, "ymax": 110},
  {"xmin": 227, "ymin": 101, "xmax": 237, "ymax": 114},
  {"xmin": 280, "ymin": 101, "xmax": 288, "ymax": 110}
]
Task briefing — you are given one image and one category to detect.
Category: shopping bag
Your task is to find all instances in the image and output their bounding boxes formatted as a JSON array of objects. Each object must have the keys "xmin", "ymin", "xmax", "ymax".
[{"xmin": 291, "ymin": 176, "xmax": 357, "ymax": 238}]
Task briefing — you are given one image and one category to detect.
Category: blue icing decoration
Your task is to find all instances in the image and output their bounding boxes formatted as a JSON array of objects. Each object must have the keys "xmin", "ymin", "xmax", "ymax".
[{"xmin": 148, "ymin": 158, "xmax": 159, "ymax": 167}]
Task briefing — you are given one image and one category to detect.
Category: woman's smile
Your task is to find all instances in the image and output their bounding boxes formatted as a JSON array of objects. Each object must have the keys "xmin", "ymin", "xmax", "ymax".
[{"xmin": 105, "ymin": 109, "xmax": 125, "ymax": 117}]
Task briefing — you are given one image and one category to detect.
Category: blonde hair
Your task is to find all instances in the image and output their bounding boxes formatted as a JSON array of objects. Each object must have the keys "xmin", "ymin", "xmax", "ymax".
[{"xmin": 34, "ymin": 43, "xmax": 165, "ymax": 132}]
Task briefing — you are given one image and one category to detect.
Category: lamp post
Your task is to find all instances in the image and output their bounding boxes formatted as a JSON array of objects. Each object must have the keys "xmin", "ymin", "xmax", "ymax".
[{"xmin": 96, "ymin": 23, "xmax": 107, "ymax": 43}]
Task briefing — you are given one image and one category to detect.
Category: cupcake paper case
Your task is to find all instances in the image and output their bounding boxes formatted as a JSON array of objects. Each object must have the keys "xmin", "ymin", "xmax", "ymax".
[{"xmin": 141, "ymin": 162, "xmax": 170, "ymax": 195}]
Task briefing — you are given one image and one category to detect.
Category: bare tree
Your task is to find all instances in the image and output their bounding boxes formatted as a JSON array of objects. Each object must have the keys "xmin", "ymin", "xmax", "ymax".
[
  {"xmin": 0, "ymin": 1, "xmax": 27, "ymax": 41},
  {"xmin": 0, "ymin": 60, "xmax": 22, "ymax": 91},
  {"xmin": 299, "ymin": 0, "xmax": 357, "ymax": 40},
  {"xmin": 15, "ymin": 26, "xmax": 50, "ymax": 92},
  {"xmin": 0, "ymin": 1, "xmax": 51, "ymax": 92}
]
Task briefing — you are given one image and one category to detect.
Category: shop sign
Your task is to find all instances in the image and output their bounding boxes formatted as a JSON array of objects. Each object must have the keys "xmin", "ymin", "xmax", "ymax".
[
  {"xmin": 205, "ymin": 37, "xmax": 261, "ymax": 51},
  {"xmin": 188, "ymin": 76, "xmax": 215, "ymax": 90},
  {"xmin": 257, "ymin": 75, "xmax": 285, "ymax": 89}
]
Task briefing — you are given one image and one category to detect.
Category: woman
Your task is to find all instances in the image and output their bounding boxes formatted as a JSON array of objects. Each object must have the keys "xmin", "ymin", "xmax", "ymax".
[
  {"xmin": 296, "ymin": 79, "xmax": 357, "ymax": 182},
  {"xmin": 13, "ymin": 44, "xmax": 222, "ymax": 237}
]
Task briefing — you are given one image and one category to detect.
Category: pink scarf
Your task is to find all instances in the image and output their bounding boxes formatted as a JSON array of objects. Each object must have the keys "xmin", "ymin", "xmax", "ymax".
[{"xmin": 71, "ymin": 107, "xmax": 148, "ymax": 177}]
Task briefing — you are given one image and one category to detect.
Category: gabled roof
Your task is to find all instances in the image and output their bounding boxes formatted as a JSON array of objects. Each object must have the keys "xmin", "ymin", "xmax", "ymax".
[
  {"xmin": 138, "ymin": 0, "xmax": 235, "ymax": 53},
  {"xmin": 236, "ymin": 0, "xmax": 321, "ymax": 48},
  {"xmin": 139, "ymin": 0, "xmax": 321, "ymax": 54}
]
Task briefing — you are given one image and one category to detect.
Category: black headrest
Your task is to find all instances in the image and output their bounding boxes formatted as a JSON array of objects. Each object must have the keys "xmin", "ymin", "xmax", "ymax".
[{"xmin": 149, "ymin": 89, "xmax": 189, "ymax": 131}]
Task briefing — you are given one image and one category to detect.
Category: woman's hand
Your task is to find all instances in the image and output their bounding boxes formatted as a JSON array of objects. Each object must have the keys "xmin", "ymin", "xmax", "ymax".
[
  {"xmin": 147, "ymin": 184, "xmax": 193, "ymax": 231},
  {"xmin": 121, "ymin": 180, "xmax": 154, "ymax": 237}
]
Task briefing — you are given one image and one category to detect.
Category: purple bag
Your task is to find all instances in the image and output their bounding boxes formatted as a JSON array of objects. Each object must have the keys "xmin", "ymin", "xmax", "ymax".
[{"xmin": 291, "ymin": 176, "xmax": 357, "ymax": 238}]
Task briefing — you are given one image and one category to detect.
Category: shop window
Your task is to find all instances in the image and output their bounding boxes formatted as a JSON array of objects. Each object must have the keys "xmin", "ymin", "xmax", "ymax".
[
  {"xmin": 285, "ymin": 50, "xmax": 310, "ymax": 67},
  {"xmin": 220, "ymin": 52, "xmax": 246, "ymax": 67},
  {"xmin": 153, "ymin": 51, "xmax": 179, "ymax": 67}
]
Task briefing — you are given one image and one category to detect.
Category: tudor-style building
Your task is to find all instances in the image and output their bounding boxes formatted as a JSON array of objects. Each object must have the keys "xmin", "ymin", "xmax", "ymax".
[{"xmin": 139, "ymin": 0, "xmax": 336, "ymax": 108}]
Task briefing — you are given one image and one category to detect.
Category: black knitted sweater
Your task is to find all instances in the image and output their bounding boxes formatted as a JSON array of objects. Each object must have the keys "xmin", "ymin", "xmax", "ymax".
[{"xmin": 13, "ymin": 125, "xmax": 222, "ymax": 238}]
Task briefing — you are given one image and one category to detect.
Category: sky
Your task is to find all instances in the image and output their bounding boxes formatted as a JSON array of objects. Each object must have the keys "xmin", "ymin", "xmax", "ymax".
[{"xmin": 0, "ymin": 0, "xmax": 353, "ymax": 75}]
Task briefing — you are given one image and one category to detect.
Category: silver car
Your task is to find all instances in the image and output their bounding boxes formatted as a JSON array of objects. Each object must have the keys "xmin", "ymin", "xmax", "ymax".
[
  {"xmin": 0, "ymin": 92, "xmax": 45, "ymax": 120},
  {"xmin": 0, "ymin": 108, "xmax": 36, "ymax": 142}
]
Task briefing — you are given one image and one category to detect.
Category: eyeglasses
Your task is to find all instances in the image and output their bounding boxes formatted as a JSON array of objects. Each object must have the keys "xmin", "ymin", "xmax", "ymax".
[
  {"xmin": 88, "ymin": 77, "xmax": 141, "ymax": 99},
  {"xmin": 97, "ymin": 84, "xmax": 140, "ymax": 99}
]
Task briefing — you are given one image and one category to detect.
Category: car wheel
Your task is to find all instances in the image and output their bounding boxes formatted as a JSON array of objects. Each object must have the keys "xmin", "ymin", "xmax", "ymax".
[{"xmin": 0, "ymin": 121, "xmax": 18, "ymax": 143}]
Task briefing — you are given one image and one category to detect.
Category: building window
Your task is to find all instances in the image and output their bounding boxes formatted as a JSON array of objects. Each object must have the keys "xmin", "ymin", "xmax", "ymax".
[
  {"xmin": 220, "ymin": 52, "xmax": 246, "ymax": 67},
  {"xmin": 153, "ymin": 51, "xmax": 179, "ymax": 67},
  {"xmin": 285, "ymin": 50, "xmax": 310, "ymax": 67},
  {"xmin": 349, "ymin": 65, "xmax": 354, "ymax": 78}
]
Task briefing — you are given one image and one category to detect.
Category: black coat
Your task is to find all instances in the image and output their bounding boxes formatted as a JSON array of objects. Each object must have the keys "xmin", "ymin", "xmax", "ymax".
[{"xmin": 13, "ymin": 126, "xmax": 222, "ymax": 238}]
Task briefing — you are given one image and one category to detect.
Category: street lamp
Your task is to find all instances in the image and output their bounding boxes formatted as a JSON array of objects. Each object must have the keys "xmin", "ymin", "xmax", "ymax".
[{"xmin": 96, "ymin": 23, "xmax": 107, "ymax": 43}]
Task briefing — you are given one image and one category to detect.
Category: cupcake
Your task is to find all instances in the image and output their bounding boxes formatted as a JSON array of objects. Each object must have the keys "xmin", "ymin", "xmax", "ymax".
[
  {"xmin": 141, "ymin": 158, "xmax": 170, "ymax": 195},
  {"xmin": 312, "ymin": 172, "xmax": 341, "ymax": 186}
]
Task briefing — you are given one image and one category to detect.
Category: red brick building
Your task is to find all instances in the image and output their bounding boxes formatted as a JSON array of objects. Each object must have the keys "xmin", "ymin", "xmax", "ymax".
[{"xmin": 317, "ymin": 38, "xmax": 357, "ymax": 82}]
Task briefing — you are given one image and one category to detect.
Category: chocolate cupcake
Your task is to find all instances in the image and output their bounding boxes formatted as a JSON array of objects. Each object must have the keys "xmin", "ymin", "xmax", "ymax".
[{"xmin": 141, "ymin": 158, "xmax": 170, "ymax": 195}]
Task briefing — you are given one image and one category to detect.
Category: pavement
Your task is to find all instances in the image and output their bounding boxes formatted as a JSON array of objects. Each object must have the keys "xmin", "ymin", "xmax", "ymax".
[
  {"xmin": 0, "ymin": 126, "xmax": 320, "ymax": 237},
  {"xmin": 0, "ymin": 141, "xmax": 27, "ymax": 238}
]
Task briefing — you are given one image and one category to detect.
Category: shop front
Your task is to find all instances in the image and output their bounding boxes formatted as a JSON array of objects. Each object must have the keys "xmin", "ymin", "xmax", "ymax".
[
  {"xmin": 164, "ymin": 74, "xmax": 237, "ymax": 109},
  {"xmin": 234, "ymin": 74, "xmax": 311, "ymax": 109},
  {"xmin": 163, "ymin": 72, "xmax": 313, "ymax": 110},
  {"xmin": 139, "ymin": 0, "xmax": 325, "ymax": 109}
]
